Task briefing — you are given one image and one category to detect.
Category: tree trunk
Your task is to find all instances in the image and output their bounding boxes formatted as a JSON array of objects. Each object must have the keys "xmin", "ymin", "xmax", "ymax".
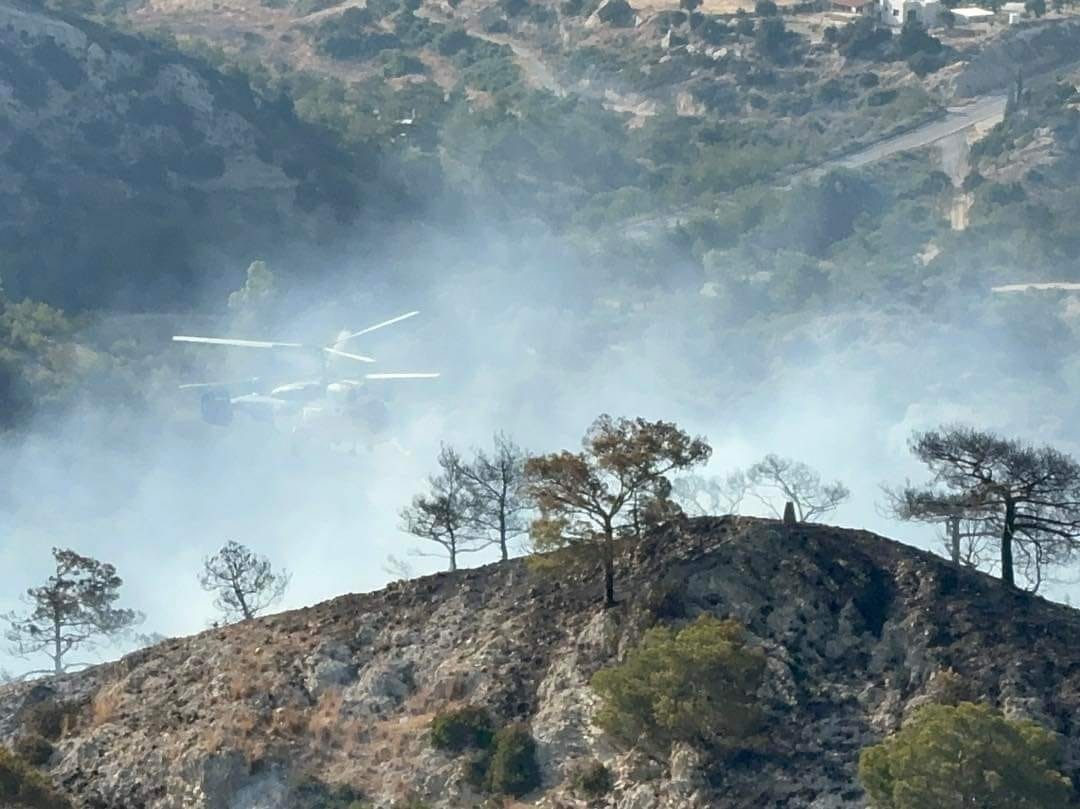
[
  {"xmin": 1001, "ymin": 498, "xmax": 1016, "ymax": 588},
  {"xmin": 603, "ymin": 526, "xmax": 615, "ymax": 608},
  {"xmin": 53, "ymin": 620, "xmax": 63, "ymax": 675},
  {"xmin": 233, "ymin": 581, "xmax": 253, "ymax": 620},
  {"xmin": 949, "ymin": 516, "xmax": 961, "ymax": 565},
  {"xmin": 448, "ymin": 533, "xmax": 458, "ymax": 572},
  {"xmin": 498, "ymin": 509, "xmax": 508, "ymax": 562}
]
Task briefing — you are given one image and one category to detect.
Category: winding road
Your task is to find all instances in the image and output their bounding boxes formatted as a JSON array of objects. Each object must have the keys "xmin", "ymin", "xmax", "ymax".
[
  {"xmin": 833, "ymin": 94, "xmax": 1008, "ymax": 170},
  {"xmin": 620, "ymin": 92, "xmax": 1009, "ymax": 240}
]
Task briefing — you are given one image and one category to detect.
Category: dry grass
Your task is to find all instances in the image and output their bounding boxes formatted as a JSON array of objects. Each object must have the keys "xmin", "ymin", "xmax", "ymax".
[
  {"xmin": 91, "ymin": 683, "xmax": 126, "ymax": 727},
  {"xmin": 226, "ymin": 670, "xmax": 261, "ymax": 700}
]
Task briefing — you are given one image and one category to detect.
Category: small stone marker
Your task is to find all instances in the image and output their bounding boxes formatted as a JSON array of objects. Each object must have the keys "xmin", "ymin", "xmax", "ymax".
[{"xmin": 783, "ymin": 501, "xmax": 797, "ymax": 526}]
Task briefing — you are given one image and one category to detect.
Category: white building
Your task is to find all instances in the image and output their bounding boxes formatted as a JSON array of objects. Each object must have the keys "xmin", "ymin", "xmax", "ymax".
[
  {"xmin": 879, "ymin": 0, "xmax": 943, "ymax": 26},
  {"xmin": 951, "ymin": 6, "xmax": 996, "ymax": 24}
]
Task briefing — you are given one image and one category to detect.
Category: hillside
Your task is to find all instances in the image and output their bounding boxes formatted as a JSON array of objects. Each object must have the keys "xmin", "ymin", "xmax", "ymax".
[
  {"xmin": 0, "ymin": 0, "xmax": 413, "ymax": 310},
  {"xmin": 2, "ymin": 517, "xmax": 1078, "ymax": 808},
  {"xmin": 106, "ymin": 0, "xmax": 1080, "ymax": 224}
]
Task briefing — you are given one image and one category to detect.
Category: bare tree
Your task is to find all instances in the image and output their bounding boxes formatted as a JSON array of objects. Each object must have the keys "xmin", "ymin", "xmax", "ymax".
[
  {"xmin": 526, "ymin": 415, "xmax": 711, "ymax": 607},
  {"xmin": 672, "ymin": 472, "xmax": 750, "ymax": 517},
  {"xmin": 746, "ymin": 454, "xmax": 849, "ymax": 522},
  {"xmin": 882, "ymin": 485, "xmax": 996, "ymax": 568},
  {"xmin": 459, "ymin": 432, "xmax": 531, "ymax": 561},
  {"xmin": 382, "ymin": 554, "xmax": 415, "ymax": 581},
  {"xmin": 908, "ymin": 426, "xmax": 1080, "ymax": 589},
  {"xmin": 199, "ymin": 541, "xmax": 290, "ymax": 622},
  {"xmin": 401, "ymin": 445, "xmax": 488, "ymax": 572},
  {"xmin": 5, "ymin": 548, "xmax": 142, "ymax": 676}
]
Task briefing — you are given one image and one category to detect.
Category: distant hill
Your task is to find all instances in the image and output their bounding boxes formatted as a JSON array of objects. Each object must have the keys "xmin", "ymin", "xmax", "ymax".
[
  {"xmin": 2, "ymin": 516, "xmax": 1079, "ymax": 807},
  {"xmin": 0, "ymin": 0, "xmax": 412, "ymax": 310}
]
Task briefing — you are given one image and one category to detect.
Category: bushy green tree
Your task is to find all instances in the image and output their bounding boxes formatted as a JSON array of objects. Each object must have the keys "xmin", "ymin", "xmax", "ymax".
[
  {"xmin": 859, "ymin": 702, "xmax": 1071, "ymax": 808},
  {"xmin": 571, "ymin": 760, "xmax": 613, "ymax": 798},
  {"xmin": 486, "ymin": 723, "xmax": 541, "ymax": 797},
  {"xmin": 591, "ymin": 616, "xmax": 765, "ymax": 753},
  {"xmin": 430, "ymin": 706, "xmax": 495, "ymax": 752}
]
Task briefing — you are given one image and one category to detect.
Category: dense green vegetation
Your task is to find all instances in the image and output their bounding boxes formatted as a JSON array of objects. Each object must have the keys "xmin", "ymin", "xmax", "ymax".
[
  {"xmin": 143, "ymin": 0, "xmax": 950, "ymax": 232},
  {"xmin": 0, "ymin": 293, "xmax": 80, "ymax": 427},
  {"xmin": 0, "ymin": 11, "xmax": 408, "ymax": 310},
  {"xmin": 591, "ymin": 615, "xmax": 765, "ymax": 754},
  {"xmin": 859, "ymin": 702, "xmax": 1071, "ymax": 808},
  {"xmin": 570, "ymin": 760, "xmax": 613, "ymax": 799},
  {"xmin": 486, "ymin": 723, "xmax": 541, "ymax": 797},
  {"xmin": 428, "ymin": 707, "xmax": 540, "ymax": 797},
  {"xmin": 430, "ymin": 706, "xmax": 495, "ymax": 751}
]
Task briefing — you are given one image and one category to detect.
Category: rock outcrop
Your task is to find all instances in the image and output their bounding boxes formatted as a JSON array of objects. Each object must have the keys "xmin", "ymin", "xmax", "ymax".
[{"xmin": 2, "ymin": 516, "xmax": 1079, "ymax": 808}]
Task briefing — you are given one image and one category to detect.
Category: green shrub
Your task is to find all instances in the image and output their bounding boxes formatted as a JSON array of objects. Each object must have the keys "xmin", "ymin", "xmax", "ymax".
[
  {"xmin": 430, "ymin": 706, "xmax": 495, "ymax": 752},
  {"xmin": 571, "ymin": 759, "xmax": 612, "ymax": 798},
  {"xmin": 12, "ymin": 735, "xmax": 54, "ymax": 767},
  {"xmin": 0, "ymin": 747, "xmax": 69, "ymax": 809},
  {"xmin": 858, "ymin": 702, "xmax": 1071, "ymax": 808},
  {"xmin": 486, "ymin": 723, "xmax": 541, "ymax": 797},
  {"xmin": 866, "ymin": 89, "xmax": 898, "ymax": 107},
  {"xmin": 591, "ymin": 616, "xmax": 766, "ymax": 754},
  {"xmin": 381, "ymin": 51, "xmax": 426, "ymax": 78}
]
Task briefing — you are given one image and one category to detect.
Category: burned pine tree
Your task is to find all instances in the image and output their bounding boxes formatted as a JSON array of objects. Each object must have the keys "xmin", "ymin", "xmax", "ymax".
[
  {"xmin": 199, "ymin": 541, "xmax": 290, "ymax": 622},
  {"xmin": 907, "ymin": 426, "xmax": 1080, "ymax": 589},
  {"xmin": 525, "ymin": 415, "xmax": 711, "ymax": 607},
  {"xmin": 458, "ymin": 432, "xmax": 531, "ymax": 562},
  {"xmin": 5, "ymin": 548, "xmax": 141, "ymax": 675},
  {"xmin": 401, "ymin": 444, "xmax": 489, "ymax": 572},
  {"xmin": 883, "ymin": 485, "xmax": 995, "ymax": 568}
]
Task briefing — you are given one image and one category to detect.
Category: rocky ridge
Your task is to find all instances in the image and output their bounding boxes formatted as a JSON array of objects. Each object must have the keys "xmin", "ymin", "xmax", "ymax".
[{"xmin": 2, "ymin": 516, "xmax": 1079, "ymax": 808}]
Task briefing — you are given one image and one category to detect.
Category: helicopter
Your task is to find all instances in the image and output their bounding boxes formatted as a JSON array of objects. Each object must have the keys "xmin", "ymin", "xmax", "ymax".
[{"xmin": 173, "ymin": 310, "xmax": 439, "ymax": 444}]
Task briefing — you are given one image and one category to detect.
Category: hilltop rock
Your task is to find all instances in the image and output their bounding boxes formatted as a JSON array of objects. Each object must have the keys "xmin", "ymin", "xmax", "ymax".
[{"xmin": 3, "ymin": 517, "xmax": 1080, "ymax": 808}]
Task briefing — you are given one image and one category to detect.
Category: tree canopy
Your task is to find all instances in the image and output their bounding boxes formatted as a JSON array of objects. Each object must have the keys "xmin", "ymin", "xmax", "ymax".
[
  {"xmin": 591, "ymin": 615, "xmax": 765, "ymax": 754},
  {"xmin": 4, "ymin": 549, "xmax": 141, "ymax": 676},
  {"xmin": 199, "ymin": 541, "xmax": 290, "ymax": 622},
  {"xmin": 859, "ymin": 702, "xmax": 1071, "ymax": 808},
  {"xmin": 457, "ymin": 432, "xmax": 531, "ymax": 561},
  {"xmin": 746, "ymin": 454, "xmax": 849, "ymax": 522},
  {"xmin": 401, "ymin": 444, "xmax": 489, "ymax": 571},
  {"xmin": 526, "ymin": 415, "xmax": 711, "ymax": 606},
  {"xmin": 907, "ymin": 426, "xmax": 1080, "ymax": 588}
]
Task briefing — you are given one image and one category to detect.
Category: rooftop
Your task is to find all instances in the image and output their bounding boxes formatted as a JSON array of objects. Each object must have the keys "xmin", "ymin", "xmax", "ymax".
[{"xmin": 952, "ymin": 5, "xmax": 995, "ymax": 17}]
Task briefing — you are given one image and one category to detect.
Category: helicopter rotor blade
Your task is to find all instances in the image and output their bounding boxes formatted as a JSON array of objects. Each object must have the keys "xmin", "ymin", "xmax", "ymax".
[
  {"xmin": 179, "ymin": 377, "xmax": 262, "ymax": 391},
  {"xmin": 341, "ymin": 311, "xmax": 420, "ymax": 341},
  {"xmin": 364, "ymin": 372, "xmax": 440, "ymax": 380},
  {"xmin": 173, "ymin": 336, "xmax": 304, "ymax": 349},
  {"xmin": 323, "ymin": 347, "xmax": 377, "ymax": 363}
]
